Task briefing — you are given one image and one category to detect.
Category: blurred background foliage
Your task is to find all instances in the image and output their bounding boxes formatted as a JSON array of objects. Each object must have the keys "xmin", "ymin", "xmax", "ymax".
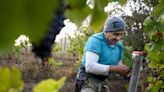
[{"xmin": 143, "ymin": 0, "xmax": 164, "ymax": 91}]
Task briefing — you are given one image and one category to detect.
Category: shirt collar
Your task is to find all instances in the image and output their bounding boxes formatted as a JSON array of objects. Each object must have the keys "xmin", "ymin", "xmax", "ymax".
[{"xmin": 92, "ymin": 32, "xmax": 105, "ymax": 40}]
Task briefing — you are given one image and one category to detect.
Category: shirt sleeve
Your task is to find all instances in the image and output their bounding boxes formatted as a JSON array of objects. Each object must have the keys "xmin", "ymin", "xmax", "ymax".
[{"xmin": 85, "ymin": 51, "xmax": 110, "ymax": 76}]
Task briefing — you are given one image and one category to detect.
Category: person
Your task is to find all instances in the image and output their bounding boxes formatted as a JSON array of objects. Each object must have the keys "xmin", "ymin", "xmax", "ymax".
[{"xmin": 75, "ymin": 15, "xmax": 131, "ymax": 92}]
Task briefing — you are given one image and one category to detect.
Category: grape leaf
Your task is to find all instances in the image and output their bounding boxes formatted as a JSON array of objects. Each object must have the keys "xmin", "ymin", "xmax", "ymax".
[{"xmin": 0, "ymin": 0, "xmax": 59, "ymax": 52}]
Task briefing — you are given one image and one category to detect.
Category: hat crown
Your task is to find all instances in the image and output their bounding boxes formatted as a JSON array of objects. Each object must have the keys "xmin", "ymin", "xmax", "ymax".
[{"xmin": 103, "ymin": 16, "xmax": 125, "ymax": 32}]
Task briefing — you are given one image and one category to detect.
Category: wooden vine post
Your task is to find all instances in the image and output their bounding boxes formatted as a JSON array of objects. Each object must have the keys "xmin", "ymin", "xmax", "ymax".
[{"xmin": 128, "ymin": 51, "xmax": 145, "ymax": 92}]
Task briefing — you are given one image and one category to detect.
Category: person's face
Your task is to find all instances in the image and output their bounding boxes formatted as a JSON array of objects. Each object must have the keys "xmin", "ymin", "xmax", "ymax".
[{"xmin": 105, "ymin": 31, "xmax": 124, "ymax": 45}]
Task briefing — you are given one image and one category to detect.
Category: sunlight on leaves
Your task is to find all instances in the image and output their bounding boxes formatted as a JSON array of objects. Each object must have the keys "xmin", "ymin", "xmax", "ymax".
[
  {"xmin": 0, "ymin": 67, "xmax": 23, "ymax": 92},
  {"xmin": 33, "ymin": 77, "xmax": 66, "ymax": 92}
]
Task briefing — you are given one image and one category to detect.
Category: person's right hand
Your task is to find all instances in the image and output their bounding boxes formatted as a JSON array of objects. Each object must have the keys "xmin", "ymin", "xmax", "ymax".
[
  {"xmin": 109, "ymin": 65, "xmax": 131, "ymax": 77},
  {"xmin": 116, "ymin": 65, "xmax": 131, "ymax": 77}
]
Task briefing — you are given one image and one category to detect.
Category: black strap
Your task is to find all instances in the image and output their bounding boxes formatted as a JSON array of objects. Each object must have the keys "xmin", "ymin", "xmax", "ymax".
[
  {"xmin": 87, "ymin": 73, "xmax": 107, "ymax": 82},
  {"xmin": 77, "ymin": 64, "xmax": 107, "ymax": 81}
]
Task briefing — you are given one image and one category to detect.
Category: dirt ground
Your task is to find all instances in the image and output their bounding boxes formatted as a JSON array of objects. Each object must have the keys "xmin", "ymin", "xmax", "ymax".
[{"xmin": 0, "ymin": 51, "xmax": 143, "ymax": 92}]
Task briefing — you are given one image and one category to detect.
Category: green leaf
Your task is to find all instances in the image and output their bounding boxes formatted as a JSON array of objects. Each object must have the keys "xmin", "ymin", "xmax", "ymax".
[
  {"xmin": 155, "ymin": 80, "xmax": 163, "ymax": 87},
  {"xmin": 148, "ymin": 59, "xmax": 159, "ymax": 69},
  {"xmin": 10, "ymin": 67, "xmax": 24, "ymax": 91},
  {"xmin": 64, "ymin": 0, "xmax": 90, "ymax": 26},
  {"xmin": 90, "ymin": 2, "xmax": 107, "ymax": 32},
  {"xmin": 148, "ymin": 52, "xmax": 160, "ymax": 63},
  {"xmin": 157, "ymin": 22, "xmax": 164, "ymax": 32},
  {"xmin": 65, "ymin": 0, "xmax": 86, "ymax": 9},
  {"xmin": 153, "ymin": 4, "xmax": 164, "ymax": 16},
  {"xmin": 0, "ymin": 0, "xmax": 60, "ymax": 52},
  {"xmin": 33, "ymin": 77, "xmax": 66, "ymax": 92},
  {"xmin": 0, "ymin": 68, "xmax": 10, "ymax": 92},
  {"xmin": 65, "ymin": 6, "xmax": 90, "ymax": 26},
  {"xmin": 145, "ymin": 43, "xmax": 152, "ymax": 51},
  {"xmin": 0, "ymin": 67, "xmax": 23, "ymax": 92},
  {"xmin": 96, "ymin": 0, "xmax": 110, "ymax": 10},
  {"xmin": 144, "ymin": 17, "xmax": 156, "ymax": 32},
  {"xmin": 148, "ymin": 76, "xmax": 153, "ymax": 82},
  {"xmin": 150, "ymin": 87, "xmax": 159, "ymax": 92}
]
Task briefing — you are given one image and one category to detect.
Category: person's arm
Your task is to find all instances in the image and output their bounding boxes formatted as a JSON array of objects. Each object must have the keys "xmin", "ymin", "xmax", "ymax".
[
  {"xmin": 85, "ymin": 51, "xmax": 110, "ymax": 76},
  {"xmin": 109, "ymin": 63, "xmax": 130, "ymax": 77},
  {"xmin": 85, "ymin": 51, "xmax": 130, "ymax": 76}
]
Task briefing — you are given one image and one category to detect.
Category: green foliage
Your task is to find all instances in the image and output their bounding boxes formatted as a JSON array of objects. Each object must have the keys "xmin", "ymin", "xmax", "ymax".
[
  {"xmin": 144, "ymin": 17, "xmax": 157, "ymax": 33},
  {"xmin": 33, "ymin": 77, "xmax": 66, "ymax": 92},
  {"xmin": 64, "ymin": 0, "xmax": 91, "ymax": 26},
  {"xmin": 90, "ymin": 1, "xmax": 107, "ymax": 32},
  {"xmin": 0, "ymin": 67, "xmax": 24, "ymax": 92},
  {"xmin": 48, "ymin": 57, "xmax": 63, "ymax": 66},
  {"xmin": 144, "ymin": 0, "xmax": 164, "ymax": 91},
  {"xmin": 123, "ymin": 46, "xmax": 133, "ymax": 67},
  {"xmin": 90, "ymin": 0, "xmax": 109, "ymax": 32},
  {"xmin": 0, "ymin": 45, "xmax": 21, "ymax": 58},
  {"xmin": 0, "ymin": 0, "xmax": 60, "ymax": 52},
  {"xmin": 68, "ymin": 27, "xmax": 94, "ymax": 69},
  {"xmin": 52, "ymin": 44, "xmax": 62, "ymax": 52},
  {"xmin": 0, "ymin": 64, "xmax": 65, "ymax": 92}
]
